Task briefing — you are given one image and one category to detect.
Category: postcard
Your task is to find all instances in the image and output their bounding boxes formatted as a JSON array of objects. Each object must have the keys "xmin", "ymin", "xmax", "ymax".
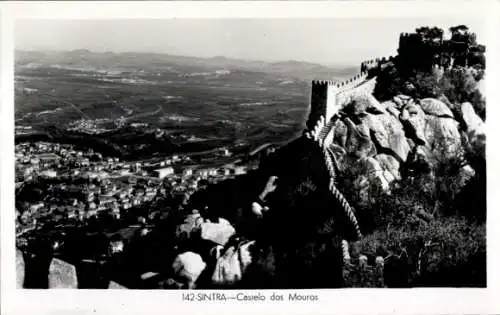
[{"xmin": 1, "ymin": 1, "xmax": 499, "ymax": 314}]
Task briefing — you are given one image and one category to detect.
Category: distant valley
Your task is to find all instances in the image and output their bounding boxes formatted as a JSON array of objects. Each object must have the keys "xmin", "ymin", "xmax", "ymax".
[{"xmin": 15, "ymin": 50, "xmax": 358, "ymax": 158}]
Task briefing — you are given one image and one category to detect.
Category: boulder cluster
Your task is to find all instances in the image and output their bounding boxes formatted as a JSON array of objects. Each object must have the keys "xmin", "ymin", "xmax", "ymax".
[
  {"xmin": 168, "ymin": 210, "xmax": 254, "ymax": 289},
  {"xmin": 325, "ymin": 92, "xmax": 485, "ymax": 212}
]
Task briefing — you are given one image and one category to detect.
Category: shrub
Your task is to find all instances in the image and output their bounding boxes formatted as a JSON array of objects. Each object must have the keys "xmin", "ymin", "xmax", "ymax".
[
  {"xmin": 354, "ymin": 217, "xmax": 486, "ymax": 287},
  {"xmin": 408, "ymin": 71, "xmax": 442, "ymax": 99},
  {"xmin": 439, "ymin": 68, "xmax": 479, "ymax": 100},
  {"xmin": 469, "ymin": 88, "xmax": 486, "ymax": 120},
  {"xmin": 373, "ymin": 63, "xmax": 404, "ymax": 101}
]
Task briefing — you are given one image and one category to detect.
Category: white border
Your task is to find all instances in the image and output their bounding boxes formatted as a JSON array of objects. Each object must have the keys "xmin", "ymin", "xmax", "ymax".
[{"xmin": 1, "ymin": 1, "xmax": 500, "ymax": 315}]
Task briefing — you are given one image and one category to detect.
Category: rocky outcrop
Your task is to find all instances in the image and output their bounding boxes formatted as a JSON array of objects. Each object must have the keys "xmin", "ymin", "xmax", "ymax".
[
  {"xmin": 211, "ymin": 239, "xmax": 256, "ymax": 287},
  {"xmin": 461, "ymin": 102, "xmax": 485, "ymax": 159},
  {"xmin": 172, "ymin": 251, "xmax": 206, "ymax": 289},
  {"xmin": 324, "ymin": 94, "xmax": 411, "ymax": 201},
  {"xmin": 176, "ymin": 210, "xmax": 237, "ymax": 246},
  {"xmin": 200, "ymin": 218, "xmax": 236, "ymax": 246},
  {"xmin": 16, "ymin": 250, "xmax": 25, "ymax": 288},
  {"xmin": 108, "ymin": 281, "xmax": 127, "ymax": 289},
  {"xmin": 176, "ymin": 211, "xmax": 204, "ymax": 240},
  {"xmin": 360, "ymin": 111, "xmax": 410, "ymax": 161},
  {"xmin": 399, "ymin": 98, "xmax": 463, "ymax": 165},
  {"xmin": 48, "ymin": 258, "xmax": 78, "ymax": 289},
  {"xmin": 419, "ymin": 98, "xmax": 455, "ymax": 118},
  {"xmin": 314, "ymin": 84, "xmax": 482, "ymax": 210}
]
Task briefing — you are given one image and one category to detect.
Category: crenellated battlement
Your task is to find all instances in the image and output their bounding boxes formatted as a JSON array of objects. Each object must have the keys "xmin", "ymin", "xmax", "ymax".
[
  {"xmin": 337, "ymin": 72, "xmax": 369, "ymax": 91},
  {"xmin": 307, "ymin": 56, "xmax": 391, "ymax": 131},
  {"xmin": 360, "ymin": 56, "xmax": 395, "ymax": 73},
  {"xmin": 400, "ymin": 32, "xmax": 411, "ymax": 39},
  {"xmin": 311, "ymin": 73, "xmax": 369, "ymax": 90}
]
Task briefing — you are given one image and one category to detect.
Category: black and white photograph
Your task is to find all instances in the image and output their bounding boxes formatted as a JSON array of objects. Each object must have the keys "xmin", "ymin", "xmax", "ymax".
[
  {"xmin": 10, "ymin": 14, "xmax": 490, "ymax": 291},
  {"xmin": 1, "ymin": 4, "xmax": 498, "ymax": 314}
]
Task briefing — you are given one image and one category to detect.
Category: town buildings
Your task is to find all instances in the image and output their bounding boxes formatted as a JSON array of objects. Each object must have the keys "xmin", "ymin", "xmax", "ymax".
[{"xmin": 15, "ymin": 140, "xmax": 252, "ymax": 249}]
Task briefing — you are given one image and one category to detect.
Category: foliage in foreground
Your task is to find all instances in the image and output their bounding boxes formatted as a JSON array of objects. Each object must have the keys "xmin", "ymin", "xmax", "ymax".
[{"xmin": 352, "ymin": 217, "xmax": 486, "ymax": 287}]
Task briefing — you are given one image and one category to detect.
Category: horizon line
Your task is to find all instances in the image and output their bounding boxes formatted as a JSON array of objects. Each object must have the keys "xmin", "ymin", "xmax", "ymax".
[{"xmin": 14, "ymin": 48, "xmax": 362, "ymax": 69}]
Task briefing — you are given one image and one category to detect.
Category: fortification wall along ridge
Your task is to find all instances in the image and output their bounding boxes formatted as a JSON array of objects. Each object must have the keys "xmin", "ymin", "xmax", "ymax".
[
  {"xmin": 307, "ymin": 56, "xmax": 396, "ymax": 132},
  {"xmin": 302, "ymin": 58, "xmax": 387, "ymax": 280},
  {"xmin": 307, "ymin": 57, "xmax": 386, "ymax": 131},
  {"xmin": 307, "ymin": 72, "xmax": 368, "ymax": 130}
]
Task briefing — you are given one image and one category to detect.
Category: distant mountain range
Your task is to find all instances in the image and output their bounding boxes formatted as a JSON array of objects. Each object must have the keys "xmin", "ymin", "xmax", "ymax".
[{"xmin": 16, "ymin": 49, "xmax": 358, "ymax": 81}]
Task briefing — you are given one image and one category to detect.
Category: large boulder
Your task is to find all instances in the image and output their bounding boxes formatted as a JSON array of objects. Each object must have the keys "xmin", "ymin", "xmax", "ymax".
[
  {"xmin": 332, "ymin": 119, "xmax": 348, "ymax": 148},
  {"xmin": 200, "ymin": 218, "xmax": 236, "ymax": 246},
  {"xmin": 461, "ymin": 102, "xmax": 485, "ymax": 159},
  {"xmin": 461, "ymin": 102, "xmax": 484, "ymax": 133},
  {"xmin": 176, "ymin": 211, "xmax": 204, "ymax": 240},
  {"xmin": 343, "ymin": 117, "xmax": 377, "ymax": 159},
  {"xmin": 392, "ymin": 94, "xmax": 412, "ymax": 109},
  {"xmin": 419, "ymin": 98, "xmax": 454, "ymax": 118},
  {"xmin": 375, "ymin": 153, "xmax": 402, "ymax": 183},
  {"xmin": 331, "ymin": 105, "xmax": 409, "ymax": 164},
  {"xmin": 211, "ymin": 240, "xmax": 255, "ymax": 287},
  {"xmin": 325, "ymin": 102, "xmax": 409, "ymax": 203},
  {"xmin": 48, "ymin": 258, "xmax": 78, "ymax": 289},
  {"xmin": 400, "ymin": 101, "xmax": 462, "ymax": 163},
  {"xmin": 172, "ymin": 251, "xmax": 206, "ymax": 289},
  {"xmin": 359, "ymin": 113, "xmax": 411, "ymax": 162},
  {"xmin": 353, "ymin": 157, "xmax": 390, "ymax": 192},
  {"xmin": 381, "ymin": 100, "xmax": 401, "ymax": 118},
  {"xmin": 16, "ymin": 250, "xmax": 25, "ymax": 288},
  {"xmin": 424, "ymin": 116, "xmax": 462, "ymax": 160},
  {"xmin": 344, "ymin": 93, "xmax": 386, "ymax": 116},
  {"xmin": 108, "ymin": 281, "xmax": 127, "ymax": 289},
  {"xmin": 349, "ymin": 155, "xmax": 402, "ymax": 199}
]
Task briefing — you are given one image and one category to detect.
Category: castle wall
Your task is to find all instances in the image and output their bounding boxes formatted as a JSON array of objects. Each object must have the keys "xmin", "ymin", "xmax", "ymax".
[
  {"xmin": 306, "ymin": 81, "xmax": 328, "ymax": 130},
  {"xmin": 307, "ymin": 55, "xmax": 392, "ymax": 133},
  {"xmin": 326, "ymin": 83, "xmax": 340, "ymax": 123},
  {"xmin": 307, "ymin": 71, "xmax": 373, "ymax": 132}
]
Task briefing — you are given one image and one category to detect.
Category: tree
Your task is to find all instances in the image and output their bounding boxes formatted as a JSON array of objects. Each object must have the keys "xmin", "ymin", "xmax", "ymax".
[
  {"xmin": 468, "ymin": 45, "xmax": 486, "ymax": 69},
  {"xmin": 373, "ymin": 63, "xmax": 404, "ymax": 101},
  {"xmin": 408, "ymin": 71, "xmax": 442, "ymax": 99},
  {"xmin": 416, "ymin": 27, "xmax": 444, "ymax": 68},
  {"xmin": 448, "ymin": 25, "xmax": 480, "ymax": 68},
  {"xmin": 449, "ymin": 25, "xmax": 476, "ymax": 45},
  {"xmin": 416, "ymin": 26, "xmax": 444, "ymax": 43},
  {"xmin": 439, "ymin": 68, "xmax": 480, "ymax": 104}
]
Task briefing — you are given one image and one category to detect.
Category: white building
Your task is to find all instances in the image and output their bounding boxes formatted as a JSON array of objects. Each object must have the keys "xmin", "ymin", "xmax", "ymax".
[
  {"xmin": 197, "ymin": 169, "xmax": 209, "ymax": 178},
  {"xmin": 208, "ymin": 168, "xmax": 218, "ymax": 176},
  {"xmin": 234, "ymin": 166, "xmax": 247, "ymax": 175},
  {"xmin": 29, "ymin": 202, "xmax": 45, "ymax": 212},
  {"xmin": 183, "ymin": 168, "xmax": 193, "ymax": 177},
  {"xmin": 154, "ymin": 167, "xmax": 174, "ymax": 179},
  {"xmin": 219, "ymin": 168, "xmax": 231, "ymax": 176},
  {"xmin": 40, "ymin": 170, "xmax": 57, "ymax": 178}
]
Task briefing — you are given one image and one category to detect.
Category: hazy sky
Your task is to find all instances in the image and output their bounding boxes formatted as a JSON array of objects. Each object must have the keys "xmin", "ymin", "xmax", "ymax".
[{"xmin": 15, "ymin": 18, "xmax": 486, "ymax": 66}]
